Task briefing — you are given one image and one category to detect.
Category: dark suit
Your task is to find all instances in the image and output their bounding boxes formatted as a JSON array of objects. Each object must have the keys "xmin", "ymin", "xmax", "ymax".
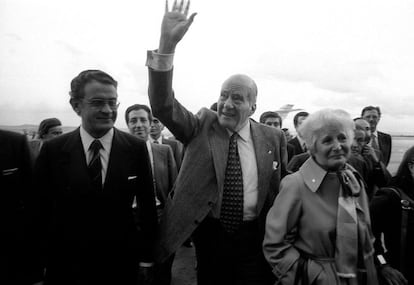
[
  {"xmin": 148, "ymin": 69, "xmax": 288, "ymax": 285},
  {"xmin": 30, "ymin": 128, "xmax": 158, "ymax": 285},
  {"xmin": 151, "ymin": 143, "xmax": 177, "ymax": 285},
  {"xmin": 161, "ymin": 137, "xmax": 182, "ymax": 170},
  {"xmin": 287, "ymin": 136, "xmax": 305, "ymax": 161},
  {"xmin": 0, "ymin": 130, "xmax": 32, "ymax": 285},
  {"xmin": 377, "ymin": 131, "xmax": 392, "ymax": 166},
  {"xmin": 152, "ymin": 143, "xmax": 177, "ymax": 208}
]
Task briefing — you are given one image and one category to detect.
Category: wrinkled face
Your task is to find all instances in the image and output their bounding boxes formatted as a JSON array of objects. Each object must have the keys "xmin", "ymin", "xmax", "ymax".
[
  {"xmin": 72, "ymin": 80, "xmax": 118, "ymax": 138},
  {"xmin": 355, "ymin": 119, "xmax": 371, "ymax": 140},
  {"xmin": 264, "ymin": 117, "xmax": 281, "ymax": 129},
  {"xmin": 313, "ymin": 125, "xmax": 351, "ymax": 171},
  {"xmin": 217, "ymin": 79, "xmax": 255, "ymax": 132},
  {"xmin": 351, "ymin": 129, "xmax": 366, "ymax": 155},
  {"xmin": 127, "ymin": 109, "xmax": 150, "ymax": 141},
  {"xmin": 150, "ymin": 117, "xmax": 164, "ymax": 139},
  {"xmin": 43, "ymin": 125, "xmax": 63, "ymax": 140},
  {"xmin": 362, "ymin": 109, "xmax": 380, "ymax": 132}
]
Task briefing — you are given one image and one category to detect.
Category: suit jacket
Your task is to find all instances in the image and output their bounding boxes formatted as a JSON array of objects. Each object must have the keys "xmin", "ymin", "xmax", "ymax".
[
  {"xmin": 151, "ymin": 143, "xmax": 177, "ymax": 207},
  {"xmin": 148, "ymin": 69, "xmax": 288, "ymax": 262},
  {"xmin": 30, "ymin": 128, "xmax": 158, "ymax": 283},
  {"xmin": 377, "ymin": 131, "xmax": 392, "ymax": 166},
  {"xmin": 161, "ymin": 137, "xmax": 183, "ymax": 170},
  {"xmin": 0, "ymin": 130, "xmax": 33, "ymax": 284},
  {"xmin": 287, "ymin": 136, "xmax": 305, "ymax": 161}
]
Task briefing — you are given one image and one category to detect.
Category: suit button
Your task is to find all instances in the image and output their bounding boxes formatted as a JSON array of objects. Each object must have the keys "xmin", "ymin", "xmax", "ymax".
[{"xmin": 208, "ymin": 201, "xmax": 213, "ymax": 206}]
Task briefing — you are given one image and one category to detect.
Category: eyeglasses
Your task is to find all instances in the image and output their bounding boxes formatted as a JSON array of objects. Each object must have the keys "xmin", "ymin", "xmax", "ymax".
[{"xmin": 84, "ymin": 99, "xmax": 120, "ymax": 109}]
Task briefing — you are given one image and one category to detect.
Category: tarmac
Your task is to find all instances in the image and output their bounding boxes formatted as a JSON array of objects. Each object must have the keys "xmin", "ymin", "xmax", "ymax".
[{"xmin": 171, "ymin": 245, "xmax": 197, "ymax": 285}]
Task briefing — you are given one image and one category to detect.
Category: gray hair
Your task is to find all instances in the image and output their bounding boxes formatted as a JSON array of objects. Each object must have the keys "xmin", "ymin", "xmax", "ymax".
[{"xmin": 298, "ymin": 108, "xmax": 355, "ymax": 154}]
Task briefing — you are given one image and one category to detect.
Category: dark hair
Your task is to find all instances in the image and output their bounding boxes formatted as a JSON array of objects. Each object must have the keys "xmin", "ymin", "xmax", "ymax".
[
  {"xmin": 125, "ymin": 104, "xmax": 152, "ymax": 125},
  {"xmin": 361, "ymin": 106, "xmax": 381, "ymax": 117},
  {"xmin": 210, "ymin": 102, "xmax": 218, "ymax": 111},
  {"xmin": 259, "ymin": 111, "xmax": 282, "ymax": 127},
  {"xmin": 391, "ymin": 146, "xmax": 414, "ymax": 192},
  {"xmin": 38, "ymin": 118, "xmax": 62, "ymax": 139},
  {"xmin": 293, "ymin": 111, "xmax": 309, "ymax": 127},
  {"xmin": 70, "ymin": 70, "xmax": 117, "ymax": 100}
]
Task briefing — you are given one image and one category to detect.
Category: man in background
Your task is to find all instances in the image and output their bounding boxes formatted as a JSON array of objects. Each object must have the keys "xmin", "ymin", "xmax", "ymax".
[
  {"xmin": 361, "ymin": 106, "xmax": 392, "ymax": 166},
  {"xmin": 287, "ymin": 111, "xmax": 309, "ymax": 161},
  {"xmin": 150, "ymin": 117, "xmax": 183, "ymax": 170},
  {"xmin": 259, "ymin": 111, "xmax": 282, "ymax": 129},
  {"xmin": 126, "ymin": 103, "xmax": 178, "ymax": 285}
]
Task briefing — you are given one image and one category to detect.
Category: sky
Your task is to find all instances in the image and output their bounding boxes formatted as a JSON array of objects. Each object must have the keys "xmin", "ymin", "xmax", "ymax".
[{"xmin": 1, "ymin": 0, "xmax": 414, "ymax": 134}]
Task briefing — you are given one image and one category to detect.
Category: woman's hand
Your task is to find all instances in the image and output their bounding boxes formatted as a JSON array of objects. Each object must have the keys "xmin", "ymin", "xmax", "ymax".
[{"xmin": 381, "ymin": 265, "xmax": 408, "ymax": 285}]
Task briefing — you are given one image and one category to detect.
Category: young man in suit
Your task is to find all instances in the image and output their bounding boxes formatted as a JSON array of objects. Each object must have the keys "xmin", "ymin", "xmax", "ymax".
[
  {"xmin": 30, "ymin": 70, "xmax": 158, "ymax": 285},
  {"xmin": 287, "ymin": 111, "xmax": 309, "ymax": 161},
  {"xmin": 150, "ymin": 117, "xmax": 183, "ymax": 170},
  {"xmin": 361, "ymin": 106, "xmax": 392, "ymax": 166},
  {"xmin": 0, "ymin": 130, "xmax": 32, "ymax": 285},
  {"xmin": 145, "ymin": 2, "xmax": 288, "ymax": 284},
  {"xmin": 126, "ymin": 103, "xmax": 178, "ymax": 285}
]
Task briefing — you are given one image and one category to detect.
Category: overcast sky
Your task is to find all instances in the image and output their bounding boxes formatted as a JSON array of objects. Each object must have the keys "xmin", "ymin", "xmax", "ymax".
[{"xmin": 1, "ymin": 0, "xmax": 414, "ymax": 134}]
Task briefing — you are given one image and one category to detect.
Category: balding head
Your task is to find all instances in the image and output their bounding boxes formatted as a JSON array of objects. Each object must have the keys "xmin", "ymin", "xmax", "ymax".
[{"xmin": 217, "ymin": 74, "xmax": 257, "ymax": 132}]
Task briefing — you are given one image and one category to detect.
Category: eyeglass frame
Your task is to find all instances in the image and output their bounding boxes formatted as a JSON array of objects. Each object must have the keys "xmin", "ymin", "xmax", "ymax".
[{"xmin": 83, "ymin": 98, "xmax": 120, "ymax": 110}]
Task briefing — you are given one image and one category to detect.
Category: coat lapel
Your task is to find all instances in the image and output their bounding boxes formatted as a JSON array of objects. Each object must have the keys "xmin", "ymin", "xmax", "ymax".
[
  {"xmin": 61, "ymin": 128, "xmax": 90, "ymax": 190},
  {"xmin": 209, "ymin": 120, "xmax": 230, "ymax": 197},
  {"xmin": 250, "ymin": 122, "xmax": 274, "ymax": 214}
]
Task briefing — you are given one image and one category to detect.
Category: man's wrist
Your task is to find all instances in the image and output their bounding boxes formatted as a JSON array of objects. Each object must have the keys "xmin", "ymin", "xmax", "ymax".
[{"xmin": 146, "ymin": 50, "xmax": 174, "ymax": 71}]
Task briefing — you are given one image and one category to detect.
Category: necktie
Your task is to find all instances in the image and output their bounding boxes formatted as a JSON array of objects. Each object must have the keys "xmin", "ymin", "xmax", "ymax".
[
  {"xmin": 220, "ymin": 133, "xmax": 244, "ymax": 233},
  {"xmin": 371, "ymin": 134, "xmax": 379, "ymax": 150},
  {"xmin": 88, "ymin": 139, "xmax": 103, "ymax": 191},
  {"xmin": 154, "ymin": 140, "xmax": 159, "ymax": 144}
]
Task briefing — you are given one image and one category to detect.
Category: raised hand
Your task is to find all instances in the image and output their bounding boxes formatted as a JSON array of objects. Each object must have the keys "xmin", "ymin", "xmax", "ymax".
[{"xmin": 159, "ymin": 0, "xmax": 197, "ymax": 54}]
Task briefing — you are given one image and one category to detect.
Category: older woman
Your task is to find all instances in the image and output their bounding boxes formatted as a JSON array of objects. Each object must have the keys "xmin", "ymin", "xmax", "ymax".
[
  {"xmin": 370, "ymin": 146, "xmax": 414, "ymax": 285},
  {"xmin": 263, "ymin": 109, "xmax": 378, "ymax": 285}
]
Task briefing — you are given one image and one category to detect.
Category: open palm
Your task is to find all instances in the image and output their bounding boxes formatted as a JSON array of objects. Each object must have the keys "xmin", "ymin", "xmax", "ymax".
[{"xmin": 159, "ymin": 0, "xmax": 196, "ymax": 53}]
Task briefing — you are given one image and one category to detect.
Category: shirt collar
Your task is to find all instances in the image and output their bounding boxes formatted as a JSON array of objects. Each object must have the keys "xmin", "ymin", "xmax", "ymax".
[
  {"xmin": 299, "ymin": 156, "xmax": 329, "ymax": 192},
  {"xmin": 226, "ymin": 120, "xmax": 251, "ymax": 142},
  {"xmin": 146, "ymin": 139, "xmax": 152, "ymax": 151},
  {"xmin": 372, "ymin": 130, "xmax": 378, "ymax": 137},
  {"xmin": 80, "ymin": 126, "xmax": 114, "ymax": 152}
]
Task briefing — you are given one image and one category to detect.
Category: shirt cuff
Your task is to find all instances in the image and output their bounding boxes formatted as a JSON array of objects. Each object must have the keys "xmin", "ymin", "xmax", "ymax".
[
  {"xmin": 146, "ymin": 50, "xmax": 174, "ymax": 71},
  {"xmin": 139, "ymin": 262, "xmax": 155, "ymax": 267}
]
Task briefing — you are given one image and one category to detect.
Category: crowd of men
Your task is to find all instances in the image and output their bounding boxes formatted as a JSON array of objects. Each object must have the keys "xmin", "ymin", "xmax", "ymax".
[{"xmin": 1, "ymin": 2, "xmax": 408, "ymax": 285}]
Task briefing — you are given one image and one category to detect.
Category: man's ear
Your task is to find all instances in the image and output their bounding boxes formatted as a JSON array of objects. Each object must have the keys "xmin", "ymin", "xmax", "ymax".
[
  {"xmin": 250, "ymin": 104, "xmax": 256, "ymax": 115},
  {"xmin": 70, "ymin": 98, "xmax": 81, "ymax": 115}
]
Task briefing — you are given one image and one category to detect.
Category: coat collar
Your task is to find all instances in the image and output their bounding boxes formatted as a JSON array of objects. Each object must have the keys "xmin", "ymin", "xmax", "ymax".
[{"xmin": 299, "ymin": 157, "xmax": 328, "ymax": 192}]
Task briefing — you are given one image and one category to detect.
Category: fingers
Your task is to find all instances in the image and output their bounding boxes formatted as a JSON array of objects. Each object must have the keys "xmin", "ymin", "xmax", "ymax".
[
  {"xmin": 178, "ymin": 0, "xmax": 184, "ymax": 12},
  {"xmin": 165, "ymin": 0, "xmax": 169, "ymax": 13},
  {"xmin": 188, "ymin": 12, "xmax": 197, "ymax": 24},
  {"xmin": 184, "ymin": 0, "xmax": 190, "ymax": 16},
  {"xmin": 172, "ymin": 0, "xmax": 178, "ymax": 11}
]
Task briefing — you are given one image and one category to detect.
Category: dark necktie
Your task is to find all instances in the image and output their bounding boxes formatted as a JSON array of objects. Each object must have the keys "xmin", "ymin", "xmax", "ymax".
[
  {"xmin": 220, "ymin": 133, "xmax": 244, "ymax": 233},
  {"xmin": 88, "ymin": 139, "xmax": 103, "ymax": 191}
]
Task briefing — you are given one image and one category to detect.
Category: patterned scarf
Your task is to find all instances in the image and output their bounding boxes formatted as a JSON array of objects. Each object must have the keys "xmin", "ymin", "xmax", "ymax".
[{"xmin": 335, "ymin": 167, "xmax": 378, "ymax": 284}]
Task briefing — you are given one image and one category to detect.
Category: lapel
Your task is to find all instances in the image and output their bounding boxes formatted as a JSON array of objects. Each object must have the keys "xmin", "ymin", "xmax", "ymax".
[
  {"xmin": 104, "ymin": 129, "xmax": 132, "ymax": 190},
  {"xmin": 209, "ymin": 120, "xmax": 230, "ymax": 197},
  {"xmin": 250, "ymin": 121, "xmax": 275, "ymax": 213},
  {"xmin": 61, "ymin": 128, "xmax": 91, "ymax": 189}
]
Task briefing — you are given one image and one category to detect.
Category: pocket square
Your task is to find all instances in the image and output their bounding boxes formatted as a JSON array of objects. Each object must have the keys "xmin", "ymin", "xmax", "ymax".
[
  {"xmin": 2, "ymin": 168, "xmax": 18, "ymax": 176},
  {"xmin": 128, "ymin": 175, "xmax": 137, "ymax": 180},
  {"xmin": 272, "ymin": 161, "xmax": 279, "ymax": 170}
]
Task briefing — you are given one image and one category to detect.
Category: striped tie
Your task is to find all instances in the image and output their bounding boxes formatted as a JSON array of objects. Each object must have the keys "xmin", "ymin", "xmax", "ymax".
[
  {"xmin": 220, "ymin": 133, "xmax": 244, "ymax": 233},
  {"xmin": 88, "ymin": 140, "xmax": 103, "ymax": 191}
]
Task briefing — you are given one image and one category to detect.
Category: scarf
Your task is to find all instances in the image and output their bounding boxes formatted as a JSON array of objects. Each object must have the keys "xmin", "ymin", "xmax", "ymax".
[{"xmin": 335, "ymin": 166, "xmax": 378, "ymax": 284}]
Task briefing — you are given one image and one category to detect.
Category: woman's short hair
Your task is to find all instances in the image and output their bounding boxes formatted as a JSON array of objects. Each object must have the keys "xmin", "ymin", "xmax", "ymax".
[
  {"xmin": 38, "ymin": 118, "xmax": 62, "ymax": 139},
  {"xmin": 298, "ymin": 108, "xmax": 355, "ymax": 154}
]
